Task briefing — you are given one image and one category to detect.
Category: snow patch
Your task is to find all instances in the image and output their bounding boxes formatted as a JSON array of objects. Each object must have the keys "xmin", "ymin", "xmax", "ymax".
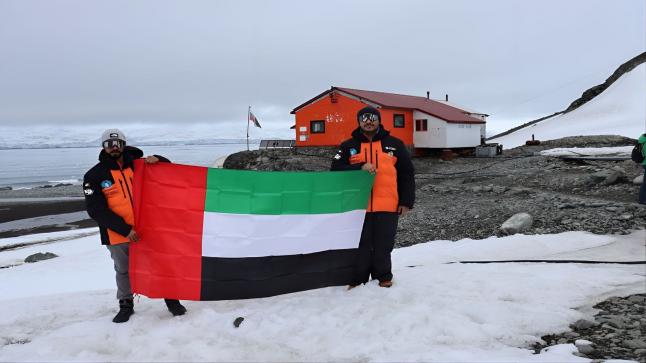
[{"xmin": 0, "ymin": 229, "xmax": 644, "ymax": 361}]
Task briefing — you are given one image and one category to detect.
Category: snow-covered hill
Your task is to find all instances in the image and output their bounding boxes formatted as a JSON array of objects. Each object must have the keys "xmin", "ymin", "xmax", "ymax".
[
  {"xmin": 490, "ymin": 63, "xmax": 646, "ymax": 148},
  {"xmin": 0, "ymin": 228, "xmax": 644, "ymax": 361}
]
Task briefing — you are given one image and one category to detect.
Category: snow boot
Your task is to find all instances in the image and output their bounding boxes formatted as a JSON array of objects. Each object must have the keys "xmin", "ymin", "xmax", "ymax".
[
  {"xmin": 112, "ymin": 299, "xmax": 134, "ymax": 323},
  {"xmin": 164, "ymin": 299, "xmax": 187, "ymax": 316},
  {"xmin": 378, "ymin": 280, "xmax": 393, "ymax": 288}
]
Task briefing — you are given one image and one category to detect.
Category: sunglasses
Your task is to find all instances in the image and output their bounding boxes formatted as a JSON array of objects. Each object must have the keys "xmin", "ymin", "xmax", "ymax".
[
  {"xmin": 360, "ymin": 113, "xmax": 380, "ymax": 123},
  {"xmin": 103, "ymin": 139, "xmax": 125, "ymax": 149}
]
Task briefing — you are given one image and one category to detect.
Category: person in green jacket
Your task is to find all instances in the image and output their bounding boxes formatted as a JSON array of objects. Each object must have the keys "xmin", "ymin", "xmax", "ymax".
[{"xmin": 639, "ymin": 133, "xmax": 646, "ymax": 204}]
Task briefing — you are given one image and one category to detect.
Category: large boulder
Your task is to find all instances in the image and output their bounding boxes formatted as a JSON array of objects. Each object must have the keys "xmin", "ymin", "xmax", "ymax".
[
  {"xmin": 500, "ymin": 213, "xmax": 533, "ymax": 235},
  {"xmin": 574, "ymin": 339, "xmax": 595, "ymax": 355},
  {"xmin": 223, "ymin": 148, "xmax": 335, "ymax": 171},
  {"xmin": 24, "ymin": 252, "xmax": 58, "ymax": 263},
  {"xmin": 588, "ymin": 168, "xmax": 626, "ymax": 185}
]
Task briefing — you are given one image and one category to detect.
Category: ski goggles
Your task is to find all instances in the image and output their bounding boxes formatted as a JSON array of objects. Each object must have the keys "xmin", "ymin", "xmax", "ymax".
[
  {"xmin": 102, "ymin": 139, "xmax": 125, "ymax": 149},
  {"xmin": 359, "ymin": 113, "xmax": 380, "ymax": 123}
]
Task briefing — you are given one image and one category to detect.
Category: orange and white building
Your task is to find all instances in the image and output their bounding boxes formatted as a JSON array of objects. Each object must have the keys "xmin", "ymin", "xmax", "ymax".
[{"xmin": 291, "ymin": 87, "xmax": 487, "ymax": 149}]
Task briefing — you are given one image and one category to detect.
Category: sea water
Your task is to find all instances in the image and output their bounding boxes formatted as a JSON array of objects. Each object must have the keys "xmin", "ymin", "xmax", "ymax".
[{"xmin": 0, "ymin": 143, "xmax": 256, "ymax": 189}]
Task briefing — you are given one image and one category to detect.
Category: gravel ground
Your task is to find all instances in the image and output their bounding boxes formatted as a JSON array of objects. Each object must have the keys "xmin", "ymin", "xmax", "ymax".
[
  {"xmin": 535, "ymin": 294, "xmax": 646, "ymax": 361},
  {"xmin": 224, "ymin": 135, "xmax": 646, "ymax": 247},
  {"xmin": 401, "ymin": 153, "xmax": 645, "ymax": 246}
]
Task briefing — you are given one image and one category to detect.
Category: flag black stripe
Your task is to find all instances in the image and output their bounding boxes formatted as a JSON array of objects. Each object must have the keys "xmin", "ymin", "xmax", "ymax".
[{"xmin": 200, "ymin": 249, "xmax": 357, "ymax": 300}]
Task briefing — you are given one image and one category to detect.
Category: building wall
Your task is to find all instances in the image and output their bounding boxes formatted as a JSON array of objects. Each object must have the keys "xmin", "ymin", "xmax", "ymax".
[
  {"xmin": 446, "ymin": 123, "xmax": 482, "ymax": 147},
  {"xmin": 413, "ymin": 111, "xmax": 447, "ymax": 148},
  {"xmin": 413, "ymin": 111, "xmax": 481, "ymax": 148},
  {"xmin": 294, "ymin": 92, "xmax": 414, "ymax": 146},
  {"xmin": 468, "ymin": 113, "xmax": 487, "ymax": 141}
]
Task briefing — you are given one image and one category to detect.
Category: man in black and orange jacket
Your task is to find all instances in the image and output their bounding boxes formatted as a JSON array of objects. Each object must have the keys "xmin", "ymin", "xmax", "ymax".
[
  {"xmin": 331, "ymin": 106, "xmax": 415, "ymax": 288},
  {"xmin": 83, "ymin": 129, "xmax": 186, "ymax": 323}
]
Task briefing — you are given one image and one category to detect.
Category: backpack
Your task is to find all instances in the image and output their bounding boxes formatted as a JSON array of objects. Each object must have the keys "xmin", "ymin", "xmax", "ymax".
[{"xmin": 631, "ymin": 135, "xmax": 645, "ymax": 163}]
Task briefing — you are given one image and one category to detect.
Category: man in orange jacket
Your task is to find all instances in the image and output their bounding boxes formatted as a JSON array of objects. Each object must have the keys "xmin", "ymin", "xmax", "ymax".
[
  {"xmin": 331, "ymin": 106, "xmax": 415, "ymax": 288},
  {"xmin": 83, "ymin": 129, "xmax": 187, "ymax": 323}
]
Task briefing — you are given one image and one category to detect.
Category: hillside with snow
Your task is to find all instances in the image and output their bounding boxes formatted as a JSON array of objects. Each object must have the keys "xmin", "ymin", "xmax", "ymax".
[{"xmin": 490, "ymin": 63, "xmax": 646, "ymax": 148}]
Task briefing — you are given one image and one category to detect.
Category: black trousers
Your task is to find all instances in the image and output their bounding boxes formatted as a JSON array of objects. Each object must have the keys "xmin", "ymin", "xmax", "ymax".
[{"xmin": 353, "ymin": 212, "xmax": 399, "ymax": 284}]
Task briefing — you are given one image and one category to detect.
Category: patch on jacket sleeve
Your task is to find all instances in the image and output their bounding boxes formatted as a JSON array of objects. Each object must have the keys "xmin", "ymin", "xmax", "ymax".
[
  {"xmin": 84, "ymin": 188, "xmax": 94, "ymax": 196},
  {"xmin": 333, "ymin": 153, "xmax": 341, "ymax": 160}
]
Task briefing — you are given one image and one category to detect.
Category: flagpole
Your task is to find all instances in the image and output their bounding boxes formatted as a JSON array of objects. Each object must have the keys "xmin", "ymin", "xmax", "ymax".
[{"xmin": 247, "ymin": 106, "xmax": 250, "ymax": 151}]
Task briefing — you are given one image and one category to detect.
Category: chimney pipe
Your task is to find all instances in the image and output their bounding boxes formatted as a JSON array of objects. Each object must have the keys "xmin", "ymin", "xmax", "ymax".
[
  {"xmin": 426, "ymin": 91, "xmax": 430, "ymax": 100},
  {"xmin": 445, "ymin": 94, "xmax": 448, "ymax": 102}
]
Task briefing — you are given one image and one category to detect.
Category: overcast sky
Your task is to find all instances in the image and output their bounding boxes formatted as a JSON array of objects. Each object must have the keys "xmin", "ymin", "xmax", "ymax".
[{"xmin": 0, "ymin": 0, "xmax": 644, "ymax": 135}]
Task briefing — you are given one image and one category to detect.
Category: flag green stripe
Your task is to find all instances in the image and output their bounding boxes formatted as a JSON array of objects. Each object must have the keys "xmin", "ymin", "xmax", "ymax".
[{"xmin": 204, "ymin": 169, "xmax": 374, "ymax": 215}]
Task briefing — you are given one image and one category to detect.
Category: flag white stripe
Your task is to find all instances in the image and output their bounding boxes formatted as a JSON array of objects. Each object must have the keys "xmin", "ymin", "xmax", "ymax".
[{"xmin": 201, "ymin": 210, "xmax": 366, "ymax": 258}]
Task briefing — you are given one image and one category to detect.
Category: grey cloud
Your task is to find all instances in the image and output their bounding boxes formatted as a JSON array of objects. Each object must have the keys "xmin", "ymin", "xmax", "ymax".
[{"xmin": 0, "ymin": 0, "xmax": 643, "ymax": 133}]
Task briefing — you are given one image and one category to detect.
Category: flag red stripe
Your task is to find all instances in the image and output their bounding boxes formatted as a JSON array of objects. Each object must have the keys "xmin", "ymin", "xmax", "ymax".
[{"xmin": 131, "ymin": 161, "xmax": 206, "ymax": 300}]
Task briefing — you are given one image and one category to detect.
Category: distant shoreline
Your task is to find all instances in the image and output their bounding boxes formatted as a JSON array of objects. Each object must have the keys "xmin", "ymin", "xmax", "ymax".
[
  {"xmin": 0, "ymin": 194, "xmax": 91, "ymax": 239},
  {"xmin": 0, "ymin": 143, "xmax": 258, "ymax": 189},
  {"xmin": 0, "ymin": 139, "xmax": 261, "ymax": 151}
]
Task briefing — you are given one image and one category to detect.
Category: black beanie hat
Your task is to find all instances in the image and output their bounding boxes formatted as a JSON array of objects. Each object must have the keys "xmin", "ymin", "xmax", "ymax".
[{"xmin": 357, "ymin": 106, "xmax": 381, "ymax": 123}]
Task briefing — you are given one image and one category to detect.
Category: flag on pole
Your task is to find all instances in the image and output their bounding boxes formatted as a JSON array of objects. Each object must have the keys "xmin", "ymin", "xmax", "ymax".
[
  {"xmin": 130, "ymin": 160, "xmax": 374, "ymax": 301},
  {"xmin": 249, "ymin": 111, "xmax": 261, "ymax": 128}
]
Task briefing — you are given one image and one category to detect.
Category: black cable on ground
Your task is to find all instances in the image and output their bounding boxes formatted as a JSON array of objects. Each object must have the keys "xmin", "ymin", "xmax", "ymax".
[
  {"xmin": 416, "ymin": 154, "xmax": 540, "ymax": 176},
  {"xmin": 448, "ymin": 260, "xmax": 646, "ymax": 265}
]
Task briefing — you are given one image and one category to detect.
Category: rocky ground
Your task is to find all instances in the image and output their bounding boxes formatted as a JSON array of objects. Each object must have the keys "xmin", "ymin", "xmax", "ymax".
[
  {"xmin": 225, "ymin": 135, "xmax": 646, "ymax": 247},
  {"xmin": 535, "ymin": 294, "xmax": 646, "ymax": 361},
  {"xmin": 225, "ymin": 135, "xmax": 646, "ymax": 361}
]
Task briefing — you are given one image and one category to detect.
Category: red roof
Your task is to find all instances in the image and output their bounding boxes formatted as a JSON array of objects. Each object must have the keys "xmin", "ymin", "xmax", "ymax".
[{"xmin": 292, "ymin": 86, "xmax": 485, "ymax": 124}]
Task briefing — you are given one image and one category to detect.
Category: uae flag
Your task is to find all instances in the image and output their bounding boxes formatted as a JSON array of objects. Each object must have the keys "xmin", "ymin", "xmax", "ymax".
[
  {"xmin": 249, "ymin": 111, "xmax": 261, "ymax": 128},
  {"xmin": 130, "ymin": 160, "xmax": 373, "ymax": 301}
]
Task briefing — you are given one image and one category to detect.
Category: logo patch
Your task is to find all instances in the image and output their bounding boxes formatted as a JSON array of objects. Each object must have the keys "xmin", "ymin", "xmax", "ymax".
[
  {"xmin": 100, "ymin": 180, "xmax": 113, "ymax": 189},
  {"xmin": 334, "ymin": 154, "xmax": 341, "ymax": 160},
  {"xmin": 349, "ymin": 148, "xmax": 357, "ymax": 156},
  {"xmin": 384, "ymin": 146, "xmax": 397, "ymax": 151},
  {"xmin": 84, "ymin": 188, "xmax": 94, "ymax": 196}
]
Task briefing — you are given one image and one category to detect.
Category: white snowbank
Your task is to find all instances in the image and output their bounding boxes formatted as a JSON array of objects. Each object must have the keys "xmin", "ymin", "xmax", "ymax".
[
  {"xmin": 0, "ymin": 229, "xmax": 644, "ymax": 362},
  {"xmin": 540, "ymin": 146, "xmax": 633, "ymax": 157}
]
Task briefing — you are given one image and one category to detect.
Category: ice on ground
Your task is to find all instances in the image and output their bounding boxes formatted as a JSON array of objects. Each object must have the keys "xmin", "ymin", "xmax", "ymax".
[
  {"xmin": 540, "ymin": 146, "xmax": 634, "ymax": 157},
  {"xmin": 0, "ymin": 227, "xmax": 98, "ymax": 249},
  {"xmin": 0, "ymin": 211, "xmax": 91, "ymax": 233},
  {"xmin": 0, "ymin": 229, "xmax": 644, "ymax": 361}
]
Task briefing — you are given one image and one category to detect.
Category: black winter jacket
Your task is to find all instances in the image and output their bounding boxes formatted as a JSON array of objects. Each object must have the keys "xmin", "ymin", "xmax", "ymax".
[
  {"xmin": 331, "ymin": 126, "xmax": 415, "ymax": 209},
  {"xmin": 83, "ymin": 147, "xmax": 168, "ymax": 245}
]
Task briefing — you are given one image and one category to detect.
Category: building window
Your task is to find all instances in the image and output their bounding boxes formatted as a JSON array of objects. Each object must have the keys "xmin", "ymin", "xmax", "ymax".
[
  {"xmin": 415, "ymin": 119, "xmax": 428, "ymax": 131},
  {"xmin": 393, "ymin": 114, "xmax": 405, "ymax": 128},
  {"xmin": 310, "ymin": 120, "xmax": 325, "ymax": 134}
]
